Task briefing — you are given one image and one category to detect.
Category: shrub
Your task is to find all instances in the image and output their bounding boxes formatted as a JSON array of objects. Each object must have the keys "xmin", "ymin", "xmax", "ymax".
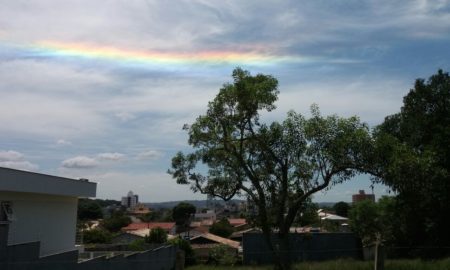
[
  {"xmin": 208, "ymin": 244, "xmax": 237, "ymax": 266},
  {"xmin": 83, "ymin": 229, "xmax": 112, "ymax": 244},
  {"xmin": 168, "ymin": 236, "xmax": 196, "ymax": 265},
  {"xmin": 128, "ymin": 239, "xmax": 146, "ymax": 251},
  {"xmin": 146, "ymin": 227, "xmax": 168, "ymax": 244},
  {"xmin": 209, "ymin": 218, "xmax": 234, "ymax": 238}
]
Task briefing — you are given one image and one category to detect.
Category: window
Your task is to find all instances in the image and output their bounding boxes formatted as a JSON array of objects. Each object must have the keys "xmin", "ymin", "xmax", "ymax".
[{"xmin": 0, "ymin": 201, "xmax": 14, "ymax": 223}]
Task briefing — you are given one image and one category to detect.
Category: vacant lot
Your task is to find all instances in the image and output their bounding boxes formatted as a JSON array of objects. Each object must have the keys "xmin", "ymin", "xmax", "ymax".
[{"xmin": 187, "ymin": 258, "xmax": 450, "ymax": 270}]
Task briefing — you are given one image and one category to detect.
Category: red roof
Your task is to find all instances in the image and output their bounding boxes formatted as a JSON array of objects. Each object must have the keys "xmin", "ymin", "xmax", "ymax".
[
  {"xmin": 122, "ymin": 222, "xmax": 175, "ymax": 232},
  {"xmin": 228, "ymin": 218, "xmax": 246, "ymax": 226}
]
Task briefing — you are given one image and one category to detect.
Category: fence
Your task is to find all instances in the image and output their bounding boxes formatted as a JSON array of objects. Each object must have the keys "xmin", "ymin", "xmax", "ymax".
[
  {"xmin": 0, "ymin": 241, "xmax": 178, "ymax": 270},
  {"xmin": 242, "ymin": 232, "xmax": 361, "ymax": 264}
]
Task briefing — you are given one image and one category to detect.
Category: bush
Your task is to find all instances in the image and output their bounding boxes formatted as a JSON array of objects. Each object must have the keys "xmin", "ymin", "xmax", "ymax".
[
  {"xmin": 83, "ymin": 229, "xmax": 112, "ymax": 244},
  {"xmin": 208, "ymin": 244, "xmax": 237, "ymax": 266},
  {"xmin": 168, "ymin": 236, "xmax": 196, "ymax": 265},
  {"xmin": 100, "ymin": 212, "xmax": 132, "ymax": 232},
  {"xmin": 128, "ymin": 239, "xmax": 146, "ymax": 251},
  {"xmin": 146, "ymin": 227, "xmax": 168, "ymax": 244},
  {"xmin": 209, "ymin": 218, "xmax": 234, "ymax": 238}
]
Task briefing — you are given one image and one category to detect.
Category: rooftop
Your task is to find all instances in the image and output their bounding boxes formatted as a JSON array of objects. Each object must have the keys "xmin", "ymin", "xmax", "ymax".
[
  {"xmin": 122, "ymin": 222, "xmax": 176, "ymax": 231},
  {"xmin": 0, "ymin": 167, "xmax": 96, "ymax": 197}
]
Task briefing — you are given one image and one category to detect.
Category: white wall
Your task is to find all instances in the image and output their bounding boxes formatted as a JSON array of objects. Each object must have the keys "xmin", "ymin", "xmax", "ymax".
[{"xmin": 0, "ymin": 191, "xmax": 78, "ymax": 257}]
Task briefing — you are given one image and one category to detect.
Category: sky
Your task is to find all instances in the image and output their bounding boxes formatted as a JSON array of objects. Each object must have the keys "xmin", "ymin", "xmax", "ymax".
[{"xmin": 0, "ymin": 0, "xmax": 449, "ymax": 203}]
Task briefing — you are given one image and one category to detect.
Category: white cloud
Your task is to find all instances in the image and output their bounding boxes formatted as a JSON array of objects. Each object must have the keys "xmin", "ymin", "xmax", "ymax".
[
  {"xmin": 56, "ymin": 139, "xmax": 72, "ymax": 145},
  {"xmin": 137, "ymin": 150, "xmax": 163, "ymax": 160},
  {"xmin": 97, "ymin": 152, "xmax": 125, "ymax": 161},
  {"xmin": 115, "ymin": 112, "xmax": 136, "ymax": 122},
  {"xmin": 0, "ymin": 150, "xmax": 39, "ymax": 171},
  {"xmin": 0, "ymin": 161, "xmax": 39, "ymax": 171},
  {"xmin": 0, "ymin": 150, "xmax": 23, "ymax": 161},
  {"xmin": 67, "ymin": 171, "xmax": 206, "ymax": 202},
  {"xmin": 61, "ymin": 156, "xmax": 98, "ymax": 169}
]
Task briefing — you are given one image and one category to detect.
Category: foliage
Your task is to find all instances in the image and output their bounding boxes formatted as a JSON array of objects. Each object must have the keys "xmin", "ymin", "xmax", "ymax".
[
  {"xmin": 168, "ymin": 68, "xmax": 372, "ymax": 269},
  {"xmin": 296, "ymin": 199, "xmax": 319, "ymax": 226},
  {"xmin": 77, "ymin": 199, "xmax": 103, "ymax": 220},
  {"xmin": 83, "ymin": 228, "xmax": 112, "ymax": 244},
  {"xmin": 100, "ymin": 211, "xmax": 132, "ymax": 232},
  {"xmin": 348, "ymin": 197, "xmax": 394, "ymax": 247},
  {"xmin": 186, "ymin": 258, "xmax": 450, "ymax": 270},
  {"xmin": 140, "ymin": 210, "xmax": 162, "ymax": 222},
  {"xmin": 333, "ymin": 201, "xmax": 350, "ymax": 217},
  {"xmin": 208, "ymin": 244, "xmax": 238, "ymax": 266},
  {"xmin": 172, "ymin": 202, "xmax": 196, "ymax": 226},
  {"xmin": 209, "ymin": 218, "xmax": 234, "ymax": 238},
  {"xmin": 372, "ymin": 70, "xmax": 450, "ymax": 256},
  {"xmin": 168, "ymin": 236, "xmax": 196, "ymax": 265},
  {"xmin": 128, "ymin": 239, "xmax": 147, "ymax": 251},
  {"xmin": 145, "ymin": 227, "xmax": 168, "ymax": 244}
]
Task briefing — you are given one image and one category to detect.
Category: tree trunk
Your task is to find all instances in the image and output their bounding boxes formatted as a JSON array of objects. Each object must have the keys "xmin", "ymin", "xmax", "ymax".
[
  {"xmin": 277, "ymin": 233, "xmax": 292, "ymax": 270},
  {"xmin": 374, "ymin": 236, "xmax": 385, "ymax": 270}
]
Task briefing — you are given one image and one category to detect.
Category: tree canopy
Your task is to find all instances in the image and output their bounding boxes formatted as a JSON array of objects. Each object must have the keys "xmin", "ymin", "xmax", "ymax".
[
  {"xmin": 77, "ymin": 199, "xmax": 103, "ymax": 220},
  {"xmin": 209, "ymin": 218, "xmax": 234, "ymax": 238},
  {"xmin": 333, "ymin": 201, "xmax": 350, "ymax": 217},
  {"xmin": 146, "ymin": 227, "xmax": 168, "ymax": 244},
  {"xmin": 168, "ymin": 68, "xmax": 373, "ymax": 269},
  {"xmin": 172, "ymin": 202, "xmax": 196, "ymax": 227},
  {"xmin": 372, "ymin": 69, "xmax": 450, "ymax": 256}
]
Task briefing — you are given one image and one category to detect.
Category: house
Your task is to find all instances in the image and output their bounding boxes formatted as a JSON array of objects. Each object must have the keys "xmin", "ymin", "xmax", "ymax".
[
  {"xmin": 230, "ymin": 228, "xmax": 261, "ymax": 242},
  {"xmin": 194, "ymin": 209, "xmax": 216, "ymax": 222},
  {"xmin": 228, "ymin": 218, "xmax": 247, "ymax": 228},
  {"xmin": 0, "ymin": 167, "xmax": 96, "ymax": 257},
  {"xmin": 121, "ymin": 222, "xmax": 176, "ymax": 235},
  {"xmin": 190, "ymin": 232, "xmax": 240, "ymax": 261}
]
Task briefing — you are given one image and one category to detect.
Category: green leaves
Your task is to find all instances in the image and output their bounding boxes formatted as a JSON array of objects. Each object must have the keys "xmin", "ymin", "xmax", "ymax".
[{"xmin": 168, "ymin": 68, "xmax": 371, "ymax": 235}]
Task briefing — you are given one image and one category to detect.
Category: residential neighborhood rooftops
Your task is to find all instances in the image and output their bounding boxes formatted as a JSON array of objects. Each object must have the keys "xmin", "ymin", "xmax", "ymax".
[
  {"xmin": 121, "ymin": 222, "xmax": 176, "ymax": 231},
  {"xmin": 228, "ymin": 218, "xmax": 247, "ymax": 227},
  {"xmin": 0, "ymin": 167, "xmax": 96, "ymax": 197},
  {"xmin": 190, "ymin": 232, "xmax": 240, "ymax": 249}
]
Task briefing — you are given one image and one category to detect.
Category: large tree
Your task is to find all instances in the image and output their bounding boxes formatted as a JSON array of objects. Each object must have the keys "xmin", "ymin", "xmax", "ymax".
[
  {"xmin": 372, "ymin": 70, "xmax": 450, "ymax": 257},
  {"xmin": 172, "ymin": 202, "xmax": 196, "ymax": 229},
  {"xmin": 168, "ymin": 68, "xmax": 372, "ymax": 269}
]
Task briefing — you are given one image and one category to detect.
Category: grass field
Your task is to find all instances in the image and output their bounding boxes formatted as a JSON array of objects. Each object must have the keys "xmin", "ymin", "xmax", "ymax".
[{"xmin": 187, "ymin": 258, "xmax": 450, "ymax": 270}]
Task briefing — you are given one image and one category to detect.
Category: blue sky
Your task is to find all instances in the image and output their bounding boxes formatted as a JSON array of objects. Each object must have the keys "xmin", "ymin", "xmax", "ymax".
[{"xmin": 0, "ymin": 0, "xmax": 449, "ymax": 202}]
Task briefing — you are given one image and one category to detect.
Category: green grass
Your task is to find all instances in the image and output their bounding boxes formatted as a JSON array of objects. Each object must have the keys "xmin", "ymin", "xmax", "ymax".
[{"xmin": 187, "ymin": 258, "xmax": 450, "ymax": 270}]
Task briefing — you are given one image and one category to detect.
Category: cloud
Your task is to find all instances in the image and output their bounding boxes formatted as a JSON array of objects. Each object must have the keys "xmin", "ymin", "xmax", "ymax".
[
  {"xmin": 56, "ymin": 139, "xmax": 72, "ymax": 145},
  {"xmin": 137, "ymin": 150, "xmax": 163, "ymax": 160},
  {"xmin": 62, "ymin": 171, "xmax": 206, "ymax": 202},
  {"xmin": 61, "ymin": 156, "xmax": 98, "ymax": 169},
  {"xmin": 115, "ymin": 112, "xmax": 136, "ymax": 122},
  {"xmin": 0, "ymin": 150, "xmax": 39, "ymax": 171},
  {"xmin": 0, "ymin": 150, "xmax": 23, "ymax": 161},
  {"xmin": 97, "ymin": 152, "xmax": 125, "ymax": 161}
]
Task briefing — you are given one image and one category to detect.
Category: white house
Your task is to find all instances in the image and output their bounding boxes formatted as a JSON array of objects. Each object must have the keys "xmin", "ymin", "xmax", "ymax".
[{"xmin": 0, "ymin": 167, "xmax": 96, "ymax": 257}]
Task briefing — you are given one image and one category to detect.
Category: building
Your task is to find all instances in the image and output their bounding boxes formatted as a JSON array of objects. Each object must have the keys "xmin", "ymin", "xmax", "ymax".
[
  {"xmin": 121, "ymin": 190, "xmax": 139, "ymax": 209},
  {"xmin": 190, "ymin": 232, "xmax": 240, "ymax": 262},
  {"xmin": 352, "ymin": 190, "xmax": 375, "ymax": 203},
  {"xmin": 129, "ymin": 203, "xmax": 151, "ymax": 215},
  {"xmin": 194, "ymin": 209, "xmax": 216, "ymax": 222},
  {"xmin": 0, "ymin": 167, "xmax": 96, "ymax": 257},
  {"xmin": 121, "ymin": 222, "xmax": 176, "ymax": 235},
  {"xmin": 0, "ymin": 167, "xmax": 178, "ymax": 270}
]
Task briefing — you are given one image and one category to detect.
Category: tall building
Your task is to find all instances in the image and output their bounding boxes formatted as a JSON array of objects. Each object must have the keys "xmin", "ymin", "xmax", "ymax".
[
  {"xmin": 352, "ymin": 190, "xmax": 375, "ymax": 203},
  {"xmin": 121, "ymin": 191, "xmax": 139, "ymax": 209}
]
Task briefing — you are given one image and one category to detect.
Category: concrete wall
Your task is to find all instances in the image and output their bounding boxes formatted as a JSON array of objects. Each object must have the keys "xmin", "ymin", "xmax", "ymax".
[
  {"xmin": 243, "ymin": 233, "xmax": 362, "ymax": 265},
  {"xmin": 0, "ymin": 240, "xmax": 178, "ymax": 270},
  {"xmin": 0, "ymin": 191, "xmax": 78, "ymax": 257}
]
